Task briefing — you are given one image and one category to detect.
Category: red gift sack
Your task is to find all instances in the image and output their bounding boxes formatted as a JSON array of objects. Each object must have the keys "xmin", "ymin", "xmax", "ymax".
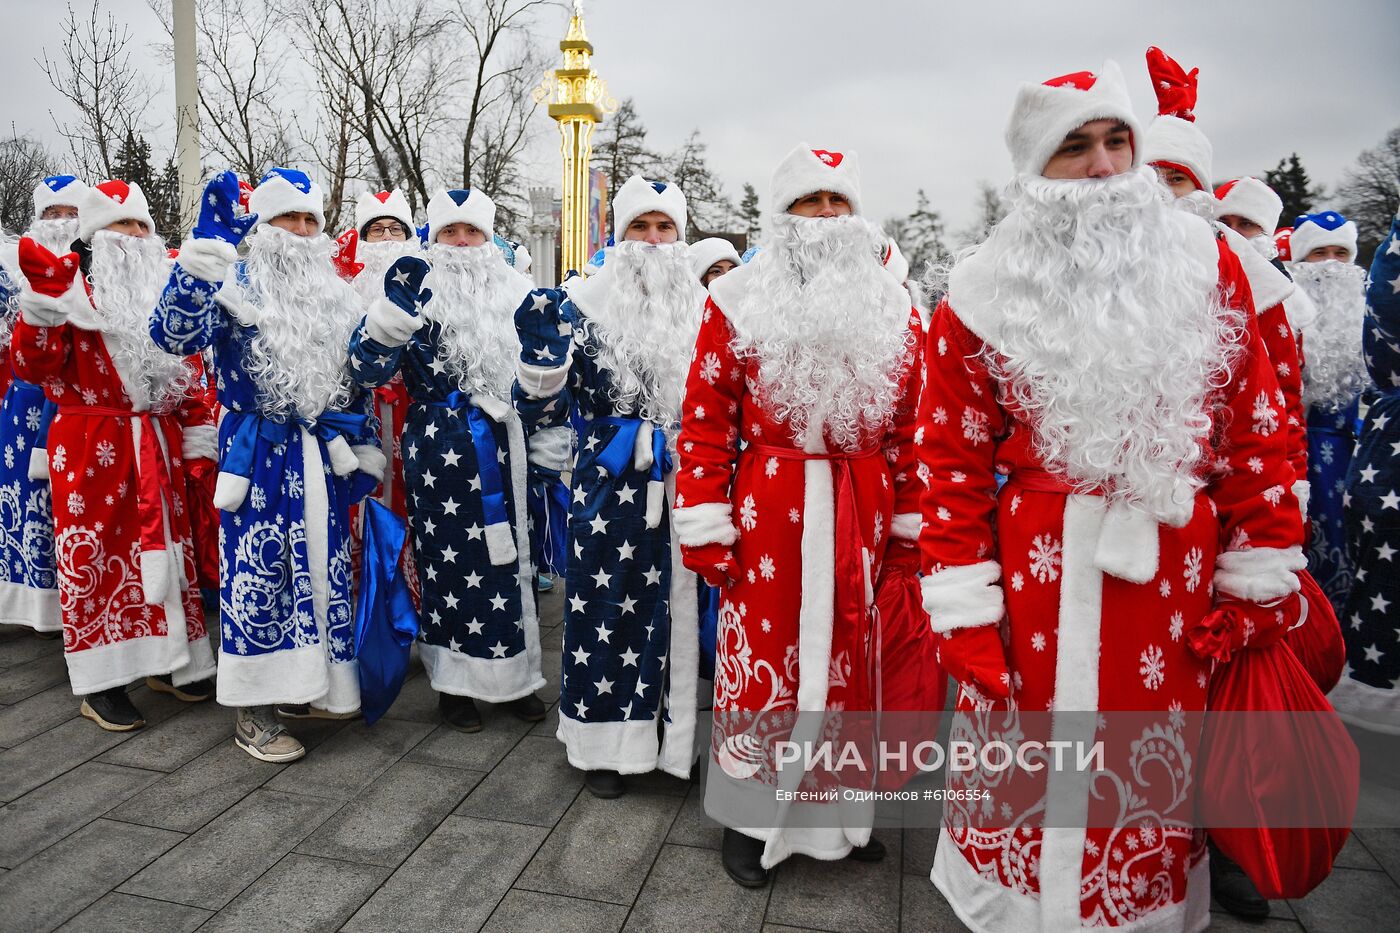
[
  {"xmin": 1199, "ymin": 639, "xmax": 1359, "ymax": 899},
  {"xmin": 1285, "ymin": 569, "xmax": 1346, "ymax": 694}
]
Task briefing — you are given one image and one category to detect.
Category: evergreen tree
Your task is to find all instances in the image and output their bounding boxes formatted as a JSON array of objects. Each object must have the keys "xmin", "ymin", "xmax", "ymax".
[
  {"xmin": 1264, "ymin": 153, "xmax": 1323, "ymax": 228},
  {"xmin": 737, "ymin": 182, "xmax": 761, "ymax": 248},
  {"xmin": 663, "ymin": 130, "xmax": 733, "ymax": 239},
  {"xmin": 150, "ymin": 156, "xmax": 183, "ymax": 239},
  {"xmin": 1336, "ymin": 126, "xmax": 1400, "ymax": 265},
  {"xmin": 957, "ymin": 181, "xmax": 1007, "ymax": 247},
  {"xmin": 590, "ymin": 98, "xmax": 659, "ymax": 197},
  {"xmin": 890, "ymin": 189, "xmax": 951, "ymax": 280}
]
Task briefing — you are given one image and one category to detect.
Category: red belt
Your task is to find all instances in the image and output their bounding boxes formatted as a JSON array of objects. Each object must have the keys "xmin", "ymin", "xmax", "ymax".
[{"xmin": 1004, "ymin": 465, "xmax": 1106, "ymax": 497}]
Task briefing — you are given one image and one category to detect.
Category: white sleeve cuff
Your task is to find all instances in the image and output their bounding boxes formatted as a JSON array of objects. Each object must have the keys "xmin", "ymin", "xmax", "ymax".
[
  {"xmin": 890, "ymin": 512, "xmax": 922, "ymax": 542},
  {"xmin": 181, "ymin": 424, "xmax": 219, "ymax": 462},
  {"xmin": 920, "ymin": 560, "xmax": 1004, "ymax": 633},
  {"xmin": 1214, "ymin": 546, "xmax": 1305, "ymax": 603},
  {"xmin": 517, "ymin": 358, "xmax": 571, "ymax": 399},
  {"xmin": 365, "ymin": 297, "xmax": 419, "ymax": 347},
  {"xmin": 1292, "ymin": 479, "xmax": 1310, "ymax": 524},
  {"xmin": 672, "ymin": 502, "xmax": 739, "ymax": 547},
  {"xmin": 19, "ymin": 290, "xmax": 68, "ymax": 327},
  {"xmin": 177, "ymin": 238, "xmax": 238, "ymax": 283},
  {"xmin": 527, "ymin": 425, "xmax": 573, "ymax": 472},
  {"xmin": 352, "ymin": 444, "xmax": 387, "ymax": 483}
]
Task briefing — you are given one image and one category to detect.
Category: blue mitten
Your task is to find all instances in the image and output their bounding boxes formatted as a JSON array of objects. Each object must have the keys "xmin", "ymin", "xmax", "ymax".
[
  {"xmin": 514, "ymin": 288, "xmax": 572, "ymax": 366},
  {"xmin": 384, "ymin": 256, "xmax": 432, "ymax": 313},
  {"xmin": 193, "ymin": 171, "xmax": 258, "ymax": 245}
]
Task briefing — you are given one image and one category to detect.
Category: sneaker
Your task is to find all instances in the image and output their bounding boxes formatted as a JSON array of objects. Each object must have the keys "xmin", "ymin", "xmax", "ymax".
[
  {"xmin": 274, "ymin": 703, "xmax": 360, "ymax": 720},
  {"xmin": 146, "ymin": 674, "xmax": 214, "ymax": 703},
  {"xmin": 505, "ymin": 693, "xmax": 547, "ymax": 723},
  {"xmin": 584, "ymin": 768, "xmax": 626, "ymax": 799},
  {"xmin": 440, "ymin": 693, "xmax": 483, "ymax": 733},
  {"xmin": 80, "ymin": 686, "xmax": 145, "ymax": 732},
  {"xmin": 235, "ymin": 706, "xmax": 306, "ymax": 763},
  {"xmin": 537, "ymin": 574, "xmax": 554, "ymax": 592}
]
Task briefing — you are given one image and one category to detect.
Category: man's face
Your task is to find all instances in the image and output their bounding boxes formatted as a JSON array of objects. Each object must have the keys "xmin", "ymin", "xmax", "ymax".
[
  {"xmin": 1303, "ymin": 245, "xmax": 1352, "ymax": 263},
  {"xmin": 104, "ymin": 218, "xmax": 150, "ymax": 238},
  {"xmin": 1042, "ymin": 119, "xmax": 1134, "ymax": 180},
  {"xmin": 269, "ymin": 211, "xmax": 321, "ymax": 238},
  {"xmin": 1154, "ymin": 166, "xmax": 1198, "ymax": 198},
  {"xmin": 1219, "ymin": 215, "xmax": 1265, "ymax": 239},
  {"xmin": 623, "ymin": 211, "xmax": 679, "ymax": 244},
  {"xmin": 41, "ymin": 205, "xmax": 79, "ymax": 220},
  {"xmin": 701, "ymin": 259, "xmax": 737, "ymax": 287},
  {"xmin": 787, "ymin": 191, "xmax": 853, "ymax": 218},
  {"xmin": 364, "ymin": 218, "xmax": 409, "ymax": 243},
  {"xmin": 436, "ymin": 223, "xmax": 487, "ymax": 247}
]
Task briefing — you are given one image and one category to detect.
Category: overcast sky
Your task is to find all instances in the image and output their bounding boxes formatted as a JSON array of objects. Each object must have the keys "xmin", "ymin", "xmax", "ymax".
[{"xmin": 4, "ymin": 0, "xmax": 1398, "ymax": 232}]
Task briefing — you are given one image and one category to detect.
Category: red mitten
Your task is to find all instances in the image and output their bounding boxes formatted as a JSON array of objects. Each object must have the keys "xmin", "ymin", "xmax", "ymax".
[
  {"xmin": 936, "ymin": 625, "xmax": 1011, "ymax": 700},
  {"xmin": 681, "ymin": 541, "xmax": 737, "ymax": 590},
  {"xmin": 18, "ymin": 238, "xmax": 80, "ymax": 298},
  {"xmin": 879, "ymin": 539, "xmax": 920, "ymax": 578},
  {"xmin": 1188, "ymin": 591, "xmax": 1302, "ymax": 664},
  {"xmin": 332, "ymin": 229, "xmax": 364, "ymax": 280}
]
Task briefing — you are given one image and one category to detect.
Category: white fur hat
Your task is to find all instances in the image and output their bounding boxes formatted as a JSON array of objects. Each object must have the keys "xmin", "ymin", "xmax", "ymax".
[
  {"xmin": 1004, "ymin": 61, "xmax": 1142, "ymax": 177},
  {"xmin": 1141, "ymin": 47, "xmax": 1212, "ymax": 191},
  {"xmin": 690, "ymin": 237, "xmax": 742, "ymax": 281},
  {"xmin": 612, "ymin": 175, "xmax": 688, "ymax": 239},
  {"xmin": 427, "ymin": 188, "xmax": 496, "ymax": 242},
  {"xmin": 248, "ymin": 168, "xmax": 326, "ymax": 231},
  {"xmin": 1214, "ymin": 177, "xmax": 1283, "ymax": 233},
  {"xmin": 79, "ymin": 179, "xmax": 155, "ymax": 242},
  {"xmin": 1290, "ymin": 211, "xmax": 1359, "ymax": 262},
  {"xmin": 769, "ymin": 145, "xmax": 862, "ymax": 215},
  {"xmin": 33, "ymin": 175, "xmax": 88, "ymax": 220},
  {"xmin": 355, "ymin": 189, "xmax": 414, "ymax": 236}
]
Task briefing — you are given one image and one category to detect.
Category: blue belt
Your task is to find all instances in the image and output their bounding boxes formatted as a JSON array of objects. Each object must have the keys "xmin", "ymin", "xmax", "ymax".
[
  {"xmin": 424, "ymin": 390, "xmax": 510, "ymax": 533},
  {"xmin": 592, "ymin": 416, "xmax": 671, "ymax": 483},
  {"xmin": 221, "ymin": 407, "xmax": 372, "ymax": 482}
]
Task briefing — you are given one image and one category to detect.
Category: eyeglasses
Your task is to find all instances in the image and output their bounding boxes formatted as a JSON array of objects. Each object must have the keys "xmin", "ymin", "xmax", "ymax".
[{"xmin": 365, "ymin": 222, "xmax": 409, "ymax": 240}]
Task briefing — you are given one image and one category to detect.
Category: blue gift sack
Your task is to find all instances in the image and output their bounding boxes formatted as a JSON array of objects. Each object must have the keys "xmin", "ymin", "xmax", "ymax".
[
  {"xmin": 354, "ymin": 499, "xmax": 420, "ymax": 725},
  {"xmin": 698, "ymin": 579, "xmax": 720, "ymax": 681},
  {"xmin": 527, "ymin": 469, "xmax": 571, "ymax": 576}
]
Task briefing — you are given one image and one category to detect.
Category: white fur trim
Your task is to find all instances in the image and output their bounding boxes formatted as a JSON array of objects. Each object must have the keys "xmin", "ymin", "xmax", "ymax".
[
  {"xmin": 689, "ymin": 237, "xmax": 742, "ymax": 281},
  {"xmin": 658, "ymin": 476, "xmax": 702, "ymax": 778},
  {"xmin": 249, "ymin": 172, "xmax": 325, "ymax": 231},
  {"xmin": 319, "ymin": 658, "xmax": 361, "ymax": 714},
  {"xmin": 671, "ymin": 502, "xmax": 738, "ymax": 547},
  {"xmin": 355, "ymin": 189, "xmax": 415, "ymax": 235},
  {"xmin": 612, "ymin": 174, "xmax": 688, "ymax": 237},
  {"xmin": 140, "ymin": 549, "xmax": 172, "ymax": 607},
  {"xmin": 504, "ymin": 413, "xmax": 542, "ymax": 699},
  {"xmin": 181, "ymin": 424, "xmax": 218, "ymax": 462},
  {"xmin": 1215, "ymin": 177, "xmax": 1283, "ymax": 233},
  {"xmin": 0, "ymin": 579, "xmax": 60, "ymax": 632},
  {"xmin": 177, "ymin": 238, "xmax": 238, "ymax": 284},
  {"xmin": 213, "ymin": 471, "xmax": 250, "ymax": 511},
  {"xmin": 1005, "ymin": 60, "xmax": 1142, "ymax": 176},
  {"xmin": 474, "ymin": 394, "xmax": 513, "ymax": 423},
  {"xmin": 352, "ymin": 443, "xmax": 386, "ymax": 484},
  {"xmin": 32, "ymin": 176, "xmax": 88, "ymax": 218},
  {"xmin": 516, "ymin": 359, "xmax": 571, "ymax": 399},
  {"xmin": 1092, "ymin": 501, "xmax": 1159, "ymax": 584},
  {"xmin": 631, "ymin": 418, "xmax": 655, "ymax": 473},
  {"xmin": 526, "ymin": 425, "xmax": 572, "ymax": 472},
  {"xmin": 1329, "ymin": 672, "xmax": 1400, "ymax": 736},
  {"xmin": 426, "ymin": 187, "xmax": 496, "ymax": 242},
  {"xmin": 1213, "ymin": 546, "xmax": 1305, "ymax": 602},
  {"xmin": 1292, "ymin": 480, "xmax": 1310, "ymax": 525},
  {"xmin": 79, "ymin": 181, "xmax": 155, "ymax": 243},
  {"xmin": 556, "ymin": 715, "xmax": 668, "ymax": 774},
  {"xmin": 324, "ymin": 434, "xmax": 359, "ymax": 476},
  {"xmin": 1283, "ymin": 285, "xmax": 1319, "ymax": 332},
  {"xmin": 644, "ymin": 479, "xmax": 665, "ymax": 530},
  {"xmin": 484, "ymin": 519, "xmax": 518, "ymax": 567},
  {"xmin": 890, "ymin": 511, "xmax": 921, "ymax": 541},
  {"xmin": 213, "ymin": 280, "xmax": 261, "ymax": 327},
  {"xmin": 365, "ymin": 296, "xmax": 420, "ymax": 347},
  {"xmin": 420, "ymin": 642, "xmax": 546, "ymax": 703},
  {"xmin": 27, "ymin": 446, "xmax": 49, "ymax": 482},
  {"xmin": 1218, "ymin": 223, "xmax": 1294, "ymax": 311},
  {"xmin": 1290, "ymin": 216, "xmax": 1359, "ymax": 262},
  {"xmin": 302, "ymin": 426, "xmax": 359, "ymax": 713},
  {"xmin": 19, "ymin": 289, "xmax": 69, "ymax": 327},
  {"xmin": 920, "ymin": 561, "xmax": 1004, "ymax": 633},
  {"xmin": 217, "ymin": 642, "xmax": 329, "ymax": 707},
  {"xmin": 1143, "ymin": 115, "xmax": 1213, "ymax": 192},
  {"xmin": 769, "ymin": 144, "xmax": 863, "ymax": 215}
]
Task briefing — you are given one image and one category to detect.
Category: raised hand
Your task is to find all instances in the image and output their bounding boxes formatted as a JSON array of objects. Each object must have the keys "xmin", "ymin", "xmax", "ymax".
[
  {"xmin": 514, "ymin": 288, "xmax": 573, "ymax": 366},
  {"xmin": 18, "ymin": 237, "xmax": 80, "ymax": 298},
  {"xmin": 332, "ymin": 229, "xmax": 364, "ymax": 280},
  {"xmin": 384, "ymin": 256, "xmax": 432, "ymax": 313},
  {"xmin": 193, "ymin": 171, "xmax": 259, "ymax": 246}
]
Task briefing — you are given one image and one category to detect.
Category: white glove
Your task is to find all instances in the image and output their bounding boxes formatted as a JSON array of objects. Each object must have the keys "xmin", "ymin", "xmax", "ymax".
[
  {"xmin": 19, "ymin": 287, "xmax": 71, "ymax": 327},
  {"xmin": 366, "ymin": 297, "xmax": 420, "ymax": 347}
]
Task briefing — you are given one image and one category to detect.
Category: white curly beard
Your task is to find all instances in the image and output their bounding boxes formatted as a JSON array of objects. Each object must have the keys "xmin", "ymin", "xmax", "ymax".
[
  {"xmin": 728, "ymin": 213, "xmax": 913, "ymax": 451},
  {"xmin": 984, "ymin": 167, "xmax": 1245, "ymax": 519},
  {"xmin": 29, "ymin": 218, "xmax": 80, "ymax": 256},
  {"xmin": 1168, "ymin": 187, "xmax": 1219, "ymax": 222},
  {"xmin": 1293, "ymin": 259, "xmax": 1369, "ymax": 412},
  {"xmin": 88, "ymin": 230, "xmax": 195, "ymax": 412},
  {"xmin": 579, "ymin": 240, "xmax": 707, "ymax": 425},
  {"xmin": 421, "ymin": 242, "xmax": 528, "ymax": 398},
  {"xmin": 353, "ymin": 239, "xmax": 423, "ymax": 305},
  {"xmin": 240, "ymin": 225, "xmax": 363, "ymax": 420}
]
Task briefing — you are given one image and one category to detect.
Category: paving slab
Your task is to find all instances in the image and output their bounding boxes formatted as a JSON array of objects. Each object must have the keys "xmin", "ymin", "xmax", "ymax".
[
  {"xmin": 407, "ymin": 712, "xmax": 532, "ymax": 772},
  {"xmin": 118, "ymin": 789, "xmax": 342, "ymax": 910},
  {"xmin": 97, "ymin": 698, "xmax": 232, "ymax": 772},
  {"xmin": 1204, "ymin": 913, "xmax": 1304, "ymax": 932},
  {"xmin": 1287, "ymin": 865, "xmax": 1400, "ymax": 933},
  {"xmin": 0, "ymin": 818, "xmax": 184, "ymax": 933},
  {"xmin": 624, "ymin": 843, "xmax": 769, "ymax": 932},
  {"xmin": 380, "ymin": 672, "xmax": 442, "ymax": 724},
  {"xmin": 0, "ymin": 761, "xmax": 162, "ymax": 867},
  {"xmin": 264, "ymin": 716, "xmax": 433, "ymax": 800},
  {"xmin": 0, "ymin": 717, "xmax": 136, "ymax": 803},
  {"xmin": 665, "ymin": 784, "xmax": 723, "ymax": 850},
  {"xmin": 766, "ymin": 830, "xmax": 902, "ymax": 933},
  {"xmin": 516, "ymin": 789, "xmax": 683, "ymax": 905},
  {"xmin": 0, "ymin": 653, "xmax": 67, "ymax": 705},
  {"xmin": 342, "ymin": 815, "xmax": 548, "ymax": 933},
  {"xmin": 106, "ymin": 741, "xmax": 287, "ymax": 833},
  {"xmin": 297, "ymin": 759, "xmax": 483, "ymax": 867},
  {"xmin": 454, "ymin": 734, "xmax": 582, "ymax": 827},
  {"xmin": 899, "ymin": 877, "xmax": 968, "ymax": 933},
  {"xmin": 0, "ymin": 683, "xmax": 81, "ymax": 749},
  {"xmin": 1354, "ymin": 828, "xmax": 1400, "ymax": 884},
  {"xmin": 195, "ymin": 853, "xmax": 391, "ymax": 933},
  {"xmin": 53, "ymin": 892, "xmax": 212, "ymax": 933},
  {"xmin": 0, "ymin": 633, "xmax": 60, "ymax": 671},
  {"xmin": 480, "ymin": 889, "xmax": 627, "ymax": 933},
  {"xmin": 1332, "ymin": 831, "xmax": 1383, "ymax": 871}
]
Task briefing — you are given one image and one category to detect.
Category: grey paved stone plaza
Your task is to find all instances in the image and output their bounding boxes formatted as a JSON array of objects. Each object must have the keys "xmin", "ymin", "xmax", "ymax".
[{"xmin": 2, "ymin": 585, "xmax": 1399, "ymax": 932}]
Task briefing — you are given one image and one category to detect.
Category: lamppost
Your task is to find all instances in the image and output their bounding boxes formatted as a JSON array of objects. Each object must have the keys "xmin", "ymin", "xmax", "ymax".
[
  {"xmin": 534, "ymin": 0, "xmax": 615, "ymax": 277},
  {"xmin": 172, "ymin": 0, "xmax": 200, "ymax": 235}
]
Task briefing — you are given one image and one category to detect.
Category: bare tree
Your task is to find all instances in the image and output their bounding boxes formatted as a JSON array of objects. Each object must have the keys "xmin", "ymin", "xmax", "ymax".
[
  {"xmin": 591, "ymin": 97, "xmax": 659, "ymax": 194},
  {"xmin": 40, "ymin": 2, "xmax": 155, "ymax": 178},
  {"xmin": 0, "ymin": 131, "xmax": 60, "ymax": 235},
  {"xmin": 1336, "ymin": 126, "xmax": 1400, "ymax": 265},
  {"xmin": 664, "ymin": 130, "xmax": 733, "ymax": 238}
]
